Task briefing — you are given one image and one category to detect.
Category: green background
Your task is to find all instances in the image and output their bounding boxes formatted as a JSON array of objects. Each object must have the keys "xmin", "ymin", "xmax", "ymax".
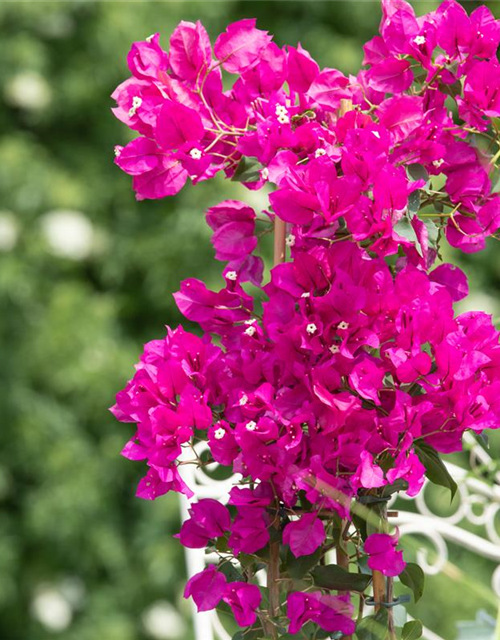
[{"xmin": 1, "ymin": 1, "xmax": 499, "ymax": 639}]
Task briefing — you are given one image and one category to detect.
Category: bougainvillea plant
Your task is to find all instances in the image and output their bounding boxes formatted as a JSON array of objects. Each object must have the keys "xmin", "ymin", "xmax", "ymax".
[{"xmin": 111, "ymin": 1, "xmax": 500, "ymax": 638}]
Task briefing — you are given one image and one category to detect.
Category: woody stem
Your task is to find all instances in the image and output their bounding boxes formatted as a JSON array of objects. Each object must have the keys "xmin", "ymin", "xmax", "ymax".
[
  {"xmin": 265, "ymin": 221, "xmax": 287, "ymax": 639},
  {"xmin": 337, "ymin": 520, "xmax": 353, "ymax": 640}
]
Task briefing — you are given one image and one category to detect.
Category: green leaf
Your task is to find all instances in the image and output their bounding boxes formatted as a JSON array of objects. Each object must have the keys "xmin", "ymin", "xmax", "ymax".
[
  {"xmin": 381, "ymin": 478, "xmax": 409, "ymax": 498},
  {"xmin": 422, "ymin": 218, "xmax": 439, "ymax": 252},
  {"xmin": 311, "ymin": 564, "xmax": 371, "ymax": 592},
  {"xmin": 399, "ymin": 563, "xmax": 425, "ymax": 603},
  {"xmin": 408, "ymin": 190, "xmax": 420, "ymax": 215},
  {"xmin": 218, "ymin": 561, "xmax": 243, "ymax": 582},
  {"xmin": 356, "ymin": 609, "xmax": 388, "ymax": 640},
  {"xmin": 407, "ymin": 163, "xmax": 429, "ymax": 184},
  {"xmin": 215, "ymin": 536, "xmax": 229, "ymax": 553},
  {"xmin": 415, "ymin": 441, "xmax": 458, "ymax": 500},
  {"xmin": 286, "ymin": 548, "xmax": 321, "ymax": 579},
  {"xmin": 402, "ymin": 620, "xmax": 423, "ymax": 640},
  {"xmin": 394, "ymin": 217, "xmax": 418, "ymax": 244},
  {"xmin": 231, "ymin": 156, "xmax": 262, "ymax": 183}
]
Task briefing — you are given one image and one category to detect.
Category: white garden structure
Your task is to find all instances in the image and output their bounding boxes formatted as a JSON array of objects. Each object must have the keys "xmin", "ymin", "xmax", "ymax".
[{"xmin": 179, "ymin": 432, "xmax": 500, "ymax": 640}]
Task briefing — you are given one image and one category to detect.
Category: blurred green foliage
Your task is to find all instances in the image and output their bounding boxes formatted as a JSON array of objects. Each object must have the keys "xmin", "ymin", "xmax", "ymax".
[{"xmin": 0, "ymin": 2, "xmax": 499, "ymax": 639}]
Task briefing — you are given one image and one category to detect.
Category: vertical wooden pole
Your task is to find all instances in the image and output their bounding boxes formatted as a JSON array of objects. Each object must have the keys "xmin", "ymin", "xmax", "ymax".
[
  {"xmin": 337, "ymin": 97, "xmax": 354, "ymax": 640},
  {"xmin": 265, "ymin": 221, "xmax": 287, "ymax": 639},
  {"xmin": 273, "ymin": 217, "xmax": 286, "ymax": 266},
  {"xmin": 337, "ymin": 521, "xmax": 353, "ymax": 640}
]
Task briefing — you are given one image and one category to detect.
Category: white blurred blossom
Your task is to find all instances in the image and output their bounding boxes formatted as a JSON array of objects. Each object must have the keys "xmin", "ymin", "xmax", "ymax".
[
  {"xmin": 0, "ymin": 212, "xmax": 19, "ymax": 251},
  {"xmin": 31, "ymin": 586, "xmax": 72, "ymax": 632},
  {"xmin": 5, "ymin": 71, "xmax": 52, "ymax": 111},
  {"xmin": 142, "ymin": 601, "xmax": 186, "ymax": 640},
  {"xmin": 41, "ymin": 209, "xmax": 94, "ymax": 260}
]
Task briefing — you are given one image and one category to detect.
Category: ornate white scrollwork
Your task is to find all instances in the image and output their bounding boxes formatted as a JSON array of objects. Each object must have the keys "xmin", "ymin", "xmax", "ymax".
[{"xmin": 179, "ymin": 436, "xmax": 500, "ymax": 640}]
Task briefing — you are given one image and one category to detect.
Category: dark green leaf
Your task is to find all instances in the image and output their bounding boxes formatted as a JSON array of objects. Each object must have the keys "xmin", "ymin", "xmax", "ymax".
[
  {"xmin": 219, "ymin": 561, "xmax": 243, "ymax": 582},
  {"xmin": 407, "ymin": 163, "xmax": 429, "ymax": 184},
  {"xmin": 356, "ymin": 609, "xmax": 388, "ymax": 640},
  {"xmin": 415, "ymin": 442, "xmax": 458, "ymax": 500},
  {"xmin": 402, "ymin": 620, "xmax": 423, "ymax": 640},
  {"xmin": 381, "ymin": 478, "xmax": 409, "ymax": 498},
  {"xmin": 311, "ymin": 564, "xmax": 371, "ymax": 592},
  {"xmin": 215, "ymin": 536, "xmax": 229, "ymax": 553},
  {"xmin": 286, "ymin": 548, "xmax": 321, "ymax": 579},
  {"xmin": 399, "ymin": 563, "xmax": 425, "ymax": 603},
  {"xmin": 231, "ymin": 156, "xmax": 262, "ymax": 183}
]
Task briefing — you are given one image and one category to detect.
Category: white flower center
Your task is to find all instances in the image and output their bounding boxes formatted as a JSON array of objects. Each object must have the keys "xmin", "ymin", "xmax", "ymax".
[
  {"xmin": 246, "ymin": 421, "xmax": 257, "ymax": 431},
  {"xmin": 277, "ymin": 113, "xmax": 290, "ymax": 125},
  {"xmin": 301, "ymin": 292, "xmax": 310, "ymax": 298},
  {"xmin": 128, "ymin": 96, "xmax": 142, "ymax": 117},
  {"xmin": 330, "ymin": 344, "xmax": 340, "ymax": 354},
  {"xmin": 239, "ymin": 394, "xmax": 249, "ymax": 406},
  {"xmin": 286, "ymin": 234, "xmax": 296, "ymax": 247},
  {"xmin": 275, "ymin": 104, "xmax": 287, "ymax": 115},
  {"xmin": 261, "ymin": 167, "xmax": 269, "ymax": 180},
  {"xmin": 414, "ymin": 35, "xmax": 426, "ymax": 45},
  {"xmin": 306, "ymin": 323, "xmax": 318, "ymax": 335},
  {"xmin": 338, "ymin": 321, "xmax": 349, "ymax": 330},
  {"xmin": 214, "ymin": 427, "xmax": 226, "ymax": 440},
  {"xmin": 432, "ymin": 159, "xmax": 444, "ymax": 168},
  {"xmin": 226, "ymin": 270, "xmax": 238, "ymax": 281},
  {"xmin": 244, "ymin": 325, "xmax": 257, "ymax": 337},
  {"xmin": 315, "ymin": 148, "xmax": 326, "ymax": 158},
  {"xmin": 189, "ymin": 148, "xmax": 202, "ymax": 160}
]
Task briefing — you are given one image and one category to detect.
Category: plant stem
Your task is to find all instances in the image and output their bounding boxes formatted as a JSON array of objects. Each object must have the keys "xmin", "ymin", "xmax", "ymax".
[
  {"xmin": 273, "ymin": 217, "xmax": 286, "ymax": 266},
  {"xmin": 264, "ymin": 210, "xmax": 287, "ymax": 640},
  {"xmin": 267, "ymin": 539, "xmax": 280, "ymax": 639},
  {"xmin": 386, "ymin": 577, "xmax": 397, "ymax": 640},
  {"xmin": 337, "ymin": 520, "xmax": 353, "ymax": 640}
]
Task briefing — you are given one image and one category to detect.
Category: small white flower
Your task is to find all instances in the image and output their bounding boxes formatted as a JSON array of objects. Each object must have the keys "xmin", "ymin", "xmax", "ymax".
[
  {"xmin": 301, "ymin": 292, "xmax": 310, "ymax": 298},
  {"xmin": 128, "ymin": 95, "xmax": 142, "ymax": 117},
  {"xmin": 189, "ymin": 148, "xmax": 202, "ymax": 160},
  {"xmin": 226, "ymin": 270, "xmax": 238, "ymax": 281},
  {"xmin": 414, "ymin": 35, "xmax": 426, "ymax": 46},
  {"xmin": 239, "ymin": 394, "xmax": 249, "ymax": 406},
  {"xmin": 244, "ymin": 325, "xmax": 257, "ymax": 337},
  {"xmin": 315, "ymin": 148, "xmax": 326, "ymax": 158},
  {"xmin": 246, "ymin": 421, "xmax": 257, "ymax": 431},
  {"xmin": 286, "ymin": 234, "xmax": 296, "ymax": 247},
  {"xmin": 433, "ymin": 158, "xmax": 444, "ymax": 168},
  {"xmin": 277, "ymin": 113, "xmax": 290, "ymax": 125},
  {"xmin": 275, "ymin": 104, "xmax": 287, "ymax": 115},
  {"xmin": 261, "ymin": 167, "xmax": 269, "ymax": 180},
  {"xmin": 145, "ymin": 34, "xmax": 155, "ymax": 43},
  {"xmin": 330, "ymin": 344, "xmax": 340, "ymax": 354},
  {"xmin": 338, "ymin": 321, "xmax": 349, "ymax": 330},
  {"xmin": 214, "ymin": 428, "xmax": 226, "ymax": 440},
  {"xmin": 114, "ymin": 146, "xmax": 122, "ymax": 157},
  {"xmin": 244, "ymin": 318, "xmax": 256, "ymax": 325},
  {"xmin": 306, "ymin": 323, "xmax": 318, "ymax": 335}
]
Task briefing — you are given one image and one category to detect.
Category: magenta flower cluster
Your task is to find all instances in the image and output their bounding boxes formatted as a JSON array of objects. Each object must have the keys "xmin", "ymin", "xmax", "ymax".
[{"xmin": 111, "ymin": 1, "xmax": 500, "ymax": 636}]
